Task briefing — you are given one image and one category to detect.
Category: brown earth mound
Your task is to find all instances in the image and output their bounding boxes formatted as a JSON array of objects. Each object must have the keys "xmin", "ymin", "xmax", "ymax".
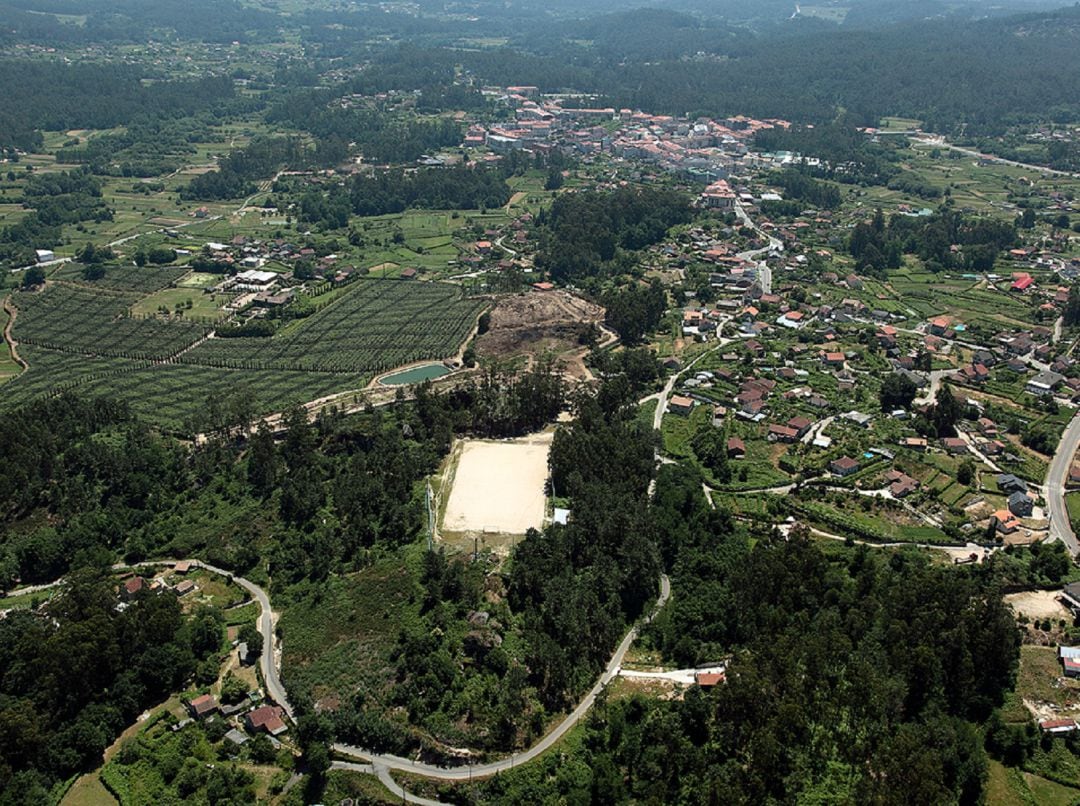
[{"xmin": 475, "ymin": 290, "xmax": 604, "ymax": 364}]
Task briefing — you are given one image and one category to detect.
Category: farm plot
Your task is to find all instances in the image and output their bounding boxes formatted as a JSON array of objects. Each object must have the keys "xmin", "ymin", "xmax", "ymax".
[
  {"xmin": 182, "ymin": 278, "xmax": 484, "ymax": 374},
  {"xmin": 50, "ymin": 263, "xmax": 190, "ymax": 294},
  {"xmin": 11, "ymin": 285, "xmax": 208, "ymax": 360},
  {"xmin": 0, "ymin": 349, "xmax": 362, "ymax": 432}
]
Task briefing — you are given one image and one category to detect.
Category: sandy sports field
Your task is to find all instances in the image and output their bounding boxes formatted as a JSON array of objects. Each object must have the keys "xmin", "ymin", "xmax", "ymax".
[{"xmin": 442, "ymin": 433, "xmax": 552, "ymax": 535}]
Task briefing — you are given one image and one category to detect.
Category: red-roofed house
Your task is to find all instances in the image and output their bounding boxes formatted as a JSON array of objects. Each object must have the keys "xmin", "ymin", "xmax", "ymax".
[
  {"xmin": 188, "ymin": 694, "xmax": 219, "ymax": 719},
  {"xmin": 669, "ymin": 395, "xmax": 694, "ymax": 415},
  {"xmin": 1011, "ymin": 274, "xmax": 1035, "ymax": 292},
  {"xmin": 246, "ymin": 705, "xmax": 287, "ymax": 736},
  {"xmin": 829, "ymin": 456, "xmax": 860, "ymax": 477}
]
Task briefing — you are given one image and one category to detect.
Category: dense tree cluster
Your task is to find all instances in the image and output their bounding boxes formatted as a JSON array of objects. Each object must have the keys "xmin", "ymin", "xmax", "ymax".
[
  {"xmin": 477, "ymin": 464, "xmax": 1019, "ymax": 803},
  {"xmin": 55, "ymin": 115, "xmax": 215, "ymax": 178},
  {"xmin": 181, "ymin": 137, "xmax": 308, "ymax": 201},
  {"xmin": 850, "ymin": 207, "xmax": 1016, "ymax": 274},
  {"xmin": 266, "ymin": 96, "xmax": 464, "ymax": 165},
  {"xmin": 767, "ymin": 168, "xmax": 842, "ymax": 209},
  {"xmin": 535, "ymin": 186, "xmax": 691, "ymax": 284},
  {"xmin": 0, "ymin": 62, "xmax": 234, "ymax": 153},
  {"xmin": 294, "ymin": 166, "xmax": 511, "ymax": 229},
  {"xmin": 0, "ymin": 571, "xmax": 222, "ymax": 802},
  {"xmin": 600, "ymin": 282, "xmax": 667, "ymax": 346}
]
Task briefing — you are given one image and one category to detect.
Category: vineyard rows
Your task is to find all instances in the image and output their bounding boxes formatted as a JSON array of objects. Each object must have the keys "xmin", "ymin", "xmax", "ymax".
[
  {"xmin": 12, "ymin": 285, "xmax": 209, "ymax": 360},
  {"xmin": 51, "ymin": 263, "xmax": 191, "ymax": 294},
  {"xmin": 181, "ymin": 279, "xmax": 484, "ymax": 374},
  {"xmin": 1, "ymin": 346, "xmax": 359, "ymax": 431},
  {"xmin": 2, "ymin": 278, "xmax": 487, "ymax": 431}
]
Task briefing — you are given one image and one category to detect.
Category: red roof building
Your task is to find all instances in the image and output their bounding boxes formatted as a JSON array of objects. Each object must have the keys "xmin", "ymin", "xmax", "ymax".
[{"xmin": 246, "ymin": 705, "xmax": 287, "ymax": 735}]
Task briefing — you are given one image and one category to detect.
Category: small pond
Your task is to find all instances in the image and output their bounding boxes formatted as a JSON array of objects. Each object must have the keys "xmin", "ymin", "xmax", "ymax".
[{"xmin": 378, "ymin": 363, "xmax": 451, "ymax": 386}]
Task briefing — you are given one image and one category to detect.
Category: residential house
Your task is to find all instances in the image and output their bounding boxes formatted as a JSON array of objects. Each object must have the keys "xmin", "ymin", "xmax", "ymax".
[
  {"xmin": 188, "ymin": 694, "xmax": 219, "ymax": 720},
  {"xmin": 727, "ymin": 437, "xmax": 746, "ymax": 458},
  {"xmin": 996, "ymin": 474, "xmax": 1028, "ymax": 494},
  {"xmin": 768, "ymin": 424, "xmax": 799, "ymax": 443},
  {"xmin": 941, "ymin": 437, "xmax": 967, "ymax": 455},
  {"xmin": 991, "ymin": 509, "xmax": 1021, "ymax": 534},
  {"xmin": 1059, "ymin": 646, "xmax": 1080, "ymax": 678},
  {"xmin": 884, "ymin": 469, "xmax": 920, "ymax": 499},
  {"xmin": 1007, "ymin": 491, "xmax": 1034, "ymax": 517},
  {"xmin": 246, "ymin": 705, "xmax": 288, "ymax": 736},
  {"xmin": 122, "ymin": 576, "xmax": 145, "ymax": 599},
  {"xmin": 1026, "ymin": 370, "xmax": 1065, "ymax": 397},
  {"xmin": 668, "ymin": 395, "xmax": 694, "ymax": 416},
  {"xmin": 842, "ymin": 411, "xmax": 873, "ymax": 428},
  {"xmin": 1062, "ymin": 583, "xmax": 1080, "ymax": 613},
  {"xmin": 928, "ymin": 316, "xmax": 951, "ymax": 337},
  {"xmin": 694, "ymin": 670, "xmax": 726, "ymax": 687},
  {"xmin": 1040, "ymin": 719, "xmax": 1078, "ymax": 734},
  {"xmin": 829, "ymin": 456, "xmax": 860, "ymax": 477},
  {"xmin": 787, "ymin": 416, "xmax": 814, "ymax": 439}
]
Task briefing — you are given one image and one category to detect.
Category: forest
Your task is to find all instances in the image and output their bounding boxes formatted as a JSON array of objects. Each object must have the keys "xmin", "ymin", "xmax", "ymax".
[
  {"xmin": 849, "ymin": 206, "xmax": 1017, "ymax": 274},
  {"xmin": 0, "ymin": 62, "xmax": 236, "ymax": 153},
  {"xmin": 464, "ymin": 464, "xmax": 1020, "ymax": 804},
  {"xmin": 0, "ymin": 570, "xmax": 229, "ymax": 802},
  {"xmin": 534, "ymin": 186, "xmax": 692, "ymax": 285}
]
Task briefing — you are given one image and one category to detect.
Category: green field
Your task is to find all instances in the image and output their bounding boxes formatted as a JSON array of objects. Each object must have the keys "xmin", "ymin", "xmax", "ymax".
[{"xmin": 1, "ymin": 277, "xmax": 485, "ymax": 431}]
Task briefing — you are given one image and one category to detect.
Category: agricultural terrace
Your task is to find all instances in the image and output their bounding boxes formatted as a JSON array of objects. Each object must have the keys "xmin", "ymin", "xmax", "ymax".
[
  {"xmin": 441, "ymin": 432, "xmax": 552, "ymax": 541},
  {"xmin": 1, "ymin": 278, "xmax": 486, "ymax": 431}
]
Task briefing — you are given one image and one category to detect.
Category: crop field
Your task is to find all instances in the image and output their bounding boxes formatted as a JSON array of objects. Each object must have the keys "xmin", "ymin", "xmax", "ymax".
[
  {"xmin": 182, "ymin": 279, "xmax": 484, "ymax": 374},
  {"xmin": 11, "ymin": 285, "xmax": 209, "ymax": 360},
  {"xmin": 2, "ymin": 278, "xmax": 484, "ymax": 431},
  {"xmin": 50, "ymin": 263, "xmax": 191, "ymax": 294}
]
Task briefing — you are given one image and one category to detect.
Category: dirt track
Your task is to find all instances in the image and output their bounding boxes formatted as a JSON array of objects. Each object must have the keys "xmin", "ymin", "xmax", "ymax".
[{"xmin": 2, "ymin": 296, "xmax": 28, "ymax": 371}]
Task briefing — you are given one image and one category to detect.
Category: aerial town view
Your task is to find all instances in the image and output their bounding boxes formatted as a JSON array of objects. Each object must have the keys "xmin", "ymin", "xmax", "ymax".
[{"xmin": 3, "ymin": 0, "xmax": 1080, "ymax": 803}]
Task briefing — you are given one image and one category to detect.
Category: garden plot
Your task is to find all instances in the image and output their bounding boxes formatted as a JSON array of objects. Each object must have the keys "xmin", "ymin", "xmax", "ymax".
[{"xmin": 441, "ymin": 432, "xmax": 552, "ymax": 536}]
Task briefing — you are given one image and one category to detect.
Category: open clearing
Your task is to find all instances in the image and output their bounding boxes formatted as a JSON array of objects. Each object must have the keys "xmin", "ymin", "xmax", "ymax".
[
  {"xmin": 1005, "ymin": 589, "xmax": 1072, "ymax": 622},
  {"xmin": 442, "ymin": 432, "xmax": 552, "ymax": 535}
]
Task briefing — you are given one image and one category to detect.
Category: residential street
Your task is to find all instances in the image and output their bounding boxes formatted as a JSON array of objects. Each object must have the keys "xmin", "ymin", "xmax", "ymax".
[{"xmin": 1046, "ymin": 413, "xmax": 1080, "ymax": 555}]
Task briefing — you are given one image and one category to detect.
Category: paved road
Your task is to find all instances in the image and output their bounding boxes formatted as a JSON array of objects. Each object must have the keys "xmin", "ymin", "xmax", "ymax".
[
  {"xmin": 734, "ymin": 201, "xmax": 783, "ymax": 294},
  {"xmin": 1045, "ymin": 413, "xmax": 1080, "ymax": 555},
  {"xmin": 914, "ymin": 135, "xmax": 1080, "ymax": 178},
  {"xmin": 128, "ymin": 560, "xmax": 293, "ymax": 718},
  {"xmin": 333, "ymin": 575, "xmax": 671, "ymax": 780},
  {"xmin": 915, "ymin": 369, "xmax": 954, "ymax": 406}
]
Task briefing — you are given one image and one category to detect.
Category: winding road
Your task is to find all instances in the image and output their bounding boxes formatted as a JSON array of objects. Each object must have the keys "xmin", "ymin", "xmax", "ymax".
[
  {"xmin": 53, "ymin": 557, "xmax": 671, "ymax": 800},
  {"xmin": 734, "ymin": 201, "xmax": 783, "ymax": 294},
  {"xmin": 332, "ymin": 575, "xmax": 671, "ymax": 781}
]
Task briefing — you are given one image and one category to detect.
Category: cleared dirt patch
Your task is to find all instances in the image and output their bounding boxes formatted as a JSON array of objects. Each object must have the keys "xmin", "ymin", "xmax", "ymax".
[
  {"xmin": 1006, "ymin": 589, "xmax": 1072, "ymax": 622},
  {"xmin": 475, "ymin": 291, "xmax": 603, "ymax": 378},
  {"xmin": 442, "ymin": 433, "xmax": 551, "ymax": 535}
]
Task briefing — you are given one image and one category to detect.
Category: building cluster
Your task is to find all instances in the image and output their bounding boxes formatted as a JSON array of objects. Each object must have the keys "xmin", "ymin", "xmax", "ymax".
[{"xmin": 468, "ymin": 88, "xmax": 791, "ymax": 183}]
